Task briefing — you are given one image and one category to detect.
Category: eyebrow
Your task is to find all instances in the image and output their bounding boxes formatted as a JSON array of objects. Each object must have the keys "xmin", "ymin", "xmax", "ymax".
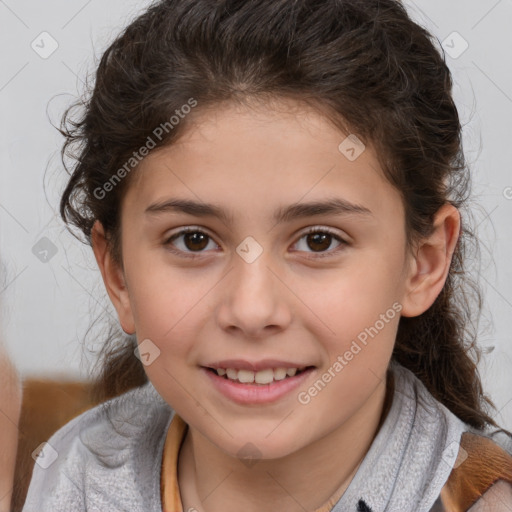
[{"xmin": 144, "ymin": 197, "xmax": 373, "ymax": 224}]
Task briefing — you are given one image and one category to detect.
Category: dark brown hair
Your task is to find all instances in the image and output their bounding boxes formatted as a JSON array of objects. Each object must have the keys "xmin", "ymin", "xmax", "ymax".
[{"xmin": 60, "ymin": 0, "xmax": 500, "ymax": 429}]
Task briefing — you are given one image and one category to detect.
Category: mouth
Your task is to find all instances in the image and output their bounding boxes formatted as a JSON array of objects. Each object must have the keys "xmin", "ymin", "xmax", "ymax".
[
  {"xmin": 204, "ymin": 366, "xmax": 315, "ymax": 385},
  {"xmin": 201, "ymin": 364, "xmax": 317, "ymax": 405}
]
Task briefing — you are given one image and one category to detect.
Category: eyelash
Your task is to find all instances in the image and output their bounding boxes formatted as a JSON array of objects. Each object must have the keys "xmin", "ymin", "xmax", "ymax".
[{"xmin": 163, "ymin": 226, "xmax": 348, "ymax": 260}]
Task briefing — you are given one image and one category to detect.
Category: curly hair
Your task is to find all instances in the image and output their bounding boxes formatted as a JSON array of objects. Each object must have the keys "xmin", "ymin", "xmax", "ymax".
[{"xmin": 59, "ymin": 0, "xmax": 500, "ymax": 430}]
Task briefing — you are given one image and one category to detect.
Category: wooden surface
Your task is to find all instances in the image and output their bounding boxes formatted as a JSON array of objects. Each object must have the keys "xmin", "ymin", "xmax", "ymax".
[{"xmin": 11, "ymin": 380, "xmax": 97, "ymax": 512}]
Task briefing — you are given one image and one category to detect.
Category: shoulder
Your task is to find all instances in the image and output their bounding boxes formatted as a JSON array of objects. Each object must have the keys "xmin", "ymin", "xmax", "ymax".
[
  {"xmin": 387, "ymin": 362, "xmax": 512, "ymax": 511},
  {"xmin": 22, "ymin": 382, "xmax": 173, "ymax": 512}
]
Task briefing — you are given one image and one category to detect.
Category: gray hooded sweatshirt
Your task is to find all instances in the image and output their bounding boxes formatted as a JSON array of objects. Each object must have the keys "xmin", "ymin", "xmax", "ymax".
[{"xmin": 22, "ymin": 361, "xmax": 512, "ymax": 512}]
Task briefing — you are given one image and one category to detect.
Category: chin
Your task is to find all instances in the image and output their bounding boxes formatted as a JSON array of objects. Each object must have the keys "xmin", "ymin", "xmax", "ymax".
[{"xmin": 212, "ymin": 430, "xmax": 303, "ymax": 463}]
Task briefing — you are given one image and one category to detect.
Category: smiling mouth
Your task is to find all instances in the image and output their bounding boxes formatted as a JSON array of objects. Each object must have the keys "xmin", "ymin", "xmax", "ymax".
[{"xmin": 205, "ymin": 366, "xmax": 315, "ymax": 385}]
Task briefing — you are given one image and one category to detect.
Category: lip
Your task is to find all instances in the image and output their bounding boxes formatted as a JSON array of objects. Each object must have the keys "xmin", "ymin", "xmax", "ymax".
[
  {"xmin": 201, "ymin": 366, "xmax": 316, "ymax": 405},
  {"xmin": 203, "ymin": 359, "xmax": 312, "ymax": 372}
]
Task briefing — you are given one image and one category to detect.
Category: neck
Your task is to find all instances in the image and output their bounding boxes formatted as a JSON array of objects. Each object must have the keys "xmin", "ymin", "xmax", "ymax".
[{"xmin": 178, "ymin": 373, "xmax": 394, "ymax": 512}]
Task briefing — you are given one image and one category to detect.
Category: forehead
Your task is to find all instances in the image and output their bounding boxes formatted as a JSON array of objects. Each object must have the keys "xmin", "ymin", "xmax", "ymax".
[{"xmin": 124, "ymin": 99, "xmax": 404, "ymax": 225}]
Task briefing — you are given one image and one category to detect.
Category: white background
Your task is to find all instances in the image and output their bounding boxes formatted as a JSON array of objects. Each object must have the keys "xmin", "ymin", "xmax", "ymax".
[{"xmin": 1, "ymin": 0, "xmax": 511, "ymax": 428}]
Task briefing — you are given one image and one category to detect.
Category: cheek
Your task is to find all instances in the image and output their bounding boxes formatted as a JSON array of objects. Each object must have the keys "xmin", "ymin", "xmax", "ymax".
[
  {"xmin": 126, "ymin": 255, "xmax": 206, "ymax": 338},
  {"xmin": 307, "ymin": 263, "xmax": 400, "ymax": 330},
  {"xmin": 300, "ymin": 261, "xmax": 401, "ymax": 366}
]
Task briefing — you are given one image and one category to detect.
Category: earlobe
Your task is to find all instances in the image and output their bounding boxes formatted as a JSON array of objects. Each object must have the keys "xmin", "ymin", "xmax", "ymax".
[
  {"xmin": 91, "ymin": 220, "xmax": 136, "ymax": 334},
  {"xmin": 400, "ymin": 204, "xmax": 461, "ymax": 318}
]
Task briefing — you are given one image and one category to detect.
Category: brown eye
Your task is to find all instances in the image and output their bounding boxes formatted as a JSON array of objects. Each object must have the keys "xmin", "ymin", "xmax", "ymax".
[
  {"xmin": 182, "ymin": 231, "xmax": 209, "ymax": 251},
  {"xmin": 165, "ymin": 228, "xmax": 218, "ymax": 256},
  {"xmin": 292, "ymin": 227, "xmax": 347, "ymax": 258},
  {"xmin": 306, "ymin": 232, "xmax": 332, "ymax": 252}
]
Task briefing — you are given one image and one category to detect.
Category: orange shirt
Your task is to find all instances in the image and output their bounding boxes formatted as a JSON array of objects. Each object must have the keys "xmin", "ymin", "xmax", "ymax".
[{"xmin": 160, "ymin": 413, "xmax": 350, "ymax": 512}]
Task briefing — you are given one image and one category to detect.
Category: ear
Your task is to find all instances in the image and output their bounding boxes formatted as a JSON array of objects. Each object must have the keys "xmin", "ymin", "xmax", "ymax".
[
  {"xmin": 400, "ymin": 203, "xmax": 461, "ymax": 318},
  {"xmin": 91, "ymin": 220, "xmax": 136, "ymax": 334}
]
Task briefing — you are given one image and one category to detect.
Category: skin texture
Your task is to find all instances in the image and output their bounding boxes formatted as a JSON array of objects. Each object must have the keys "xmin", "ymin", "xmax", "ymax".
[
  {"xmin": 0, "ymin": 344, "xmax": 21, "ymax": 512},
  {"xmin": 92, "ymin": 98, "xmax": 461, "ymax": 512}
]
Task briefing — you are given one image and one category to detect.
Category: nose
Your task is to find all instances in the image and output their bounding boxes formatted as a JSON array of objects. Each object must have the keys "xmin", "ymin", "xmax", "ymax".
[{"xmin": 216, "ymin": 250, "xmax": 292, "ymax": 339}]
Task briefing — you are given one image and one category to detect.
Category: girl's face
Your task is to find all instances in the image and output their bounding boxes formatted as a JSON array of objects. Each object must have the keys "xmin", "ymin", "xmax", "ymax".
[{"xmin": 102, "ymin": 98, "xmax": 428, "ymax": 459}]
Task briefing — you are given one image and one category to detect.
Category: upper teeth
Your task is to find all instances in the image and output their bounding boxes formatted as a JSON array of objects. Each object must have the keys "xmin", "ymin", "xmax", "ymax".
[{"xmin": 216, "ymin": 367, "xmax": 304, "ymax": 384}]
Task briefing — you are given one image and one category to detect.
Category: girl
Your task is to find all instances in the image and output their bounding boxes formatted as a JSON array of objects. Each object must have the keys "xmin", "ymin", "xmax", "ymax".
[{"xmin": 22, "ymin": 0, "xmax": 512, "ymax": 510}]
